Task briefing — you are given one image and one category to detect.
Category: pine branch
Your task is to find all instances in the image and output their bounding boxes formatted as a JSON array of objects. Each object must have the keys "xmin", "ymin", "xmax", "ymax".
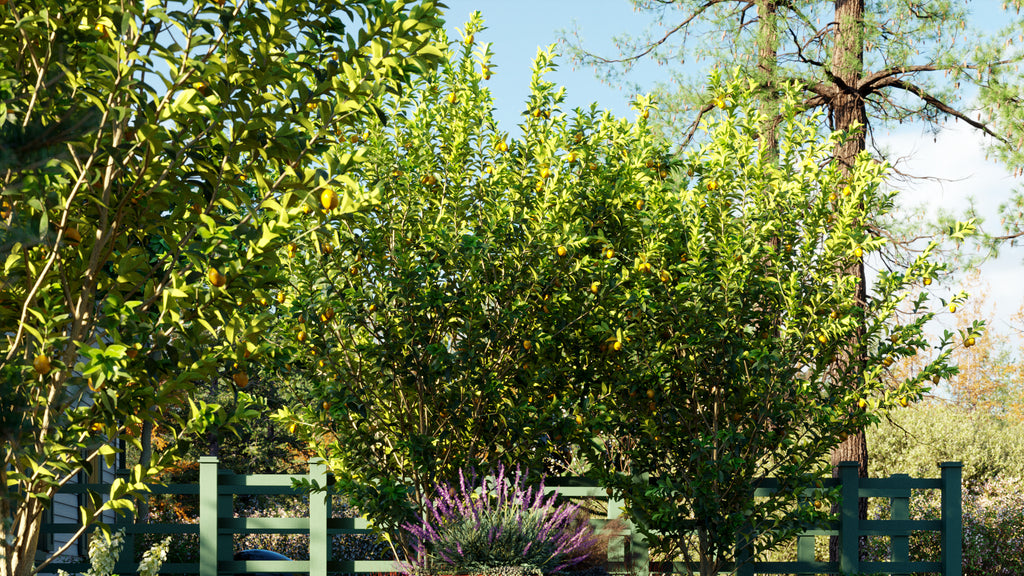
[
  {"xmin": 574, "ymin": 0, "xmax": 744, "ymax": 66},
  {"xmin": 869, "ymin": 77, "xmax": 1006, "ymax": 143}
]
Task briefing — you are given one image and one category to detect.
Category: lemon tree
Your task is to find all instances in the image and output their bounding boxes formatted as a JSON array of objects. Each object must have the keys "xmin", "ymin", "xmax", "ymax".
[
  {"xmin": 0, "ymin": 2, "xmax": 443, "ymax": 576},
  {"xmin": 572, "ymin": 77, "xmax": 971, "ymax": 575},
  {"xmin": 268, "ymin": 14, "xmax": 677, "ymax": 552}
]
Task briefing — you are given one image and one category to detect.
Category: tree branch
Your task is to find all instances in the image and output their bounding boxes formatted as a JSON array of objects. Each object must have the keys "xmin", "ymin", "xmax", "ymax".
[
  {"xmin": 575, "ymin": 0, "xmax": 742, "ymax": 66},
  {"xmin": 868, "ymin": 77, "xmax": 1007, "ymax": 143}
]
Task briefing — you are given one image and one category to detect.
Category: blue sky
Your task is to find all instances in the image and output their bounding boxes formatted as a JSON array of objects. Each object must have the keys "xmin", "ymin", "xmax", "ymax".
[{"xmin": 437, "ymin": 0, "xmax": 1024, "ymax": 350}]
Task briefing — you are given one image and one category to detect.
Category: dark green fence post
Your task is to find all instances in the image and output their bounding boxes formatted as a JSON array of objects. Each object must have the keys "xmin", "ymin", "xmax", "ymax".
[
  {"xmin": 309, "ymin": 459, "xmax": 329, "ymax": 576},
  {"xmin": 199, "ymin": 456, "xmax": 219, "ymax": 576},
  {"xmin": 940, "ymin": 462, "xmax": 962, "ymax": 576},
  {"xmin": 838, "ymin": 461, "xmax": 859, "ymax": 575},
  {"xmin": 889, "ymin": 474, "xmax": 911, "ymax": 576}
]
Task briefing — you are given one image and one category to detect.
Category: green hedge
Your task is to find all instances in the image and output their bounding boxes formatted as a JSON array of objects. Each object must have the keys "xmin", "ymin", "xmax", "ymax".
[{"xmin": 867, "ymin": 402, "xmax": 1024, "ymax": 488}]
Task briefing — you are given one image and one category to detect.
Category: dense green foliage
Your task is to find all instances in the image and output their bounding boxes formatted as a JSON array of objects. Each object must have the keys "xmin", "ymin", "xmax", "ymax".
[
  {"xmin": 0, "ymin": 1, "xmax": 443, "ymax": 575},
  {"xmin": 869, "ymin": 402, "xmax": 1024, "ymax": 489},
  {"xmin": 266, "ymin": 14, "xmax": 968, "ymax": 573},
  {"xmin": 270, "ymin": 17, "xmax": 668, "ymax": 548}
]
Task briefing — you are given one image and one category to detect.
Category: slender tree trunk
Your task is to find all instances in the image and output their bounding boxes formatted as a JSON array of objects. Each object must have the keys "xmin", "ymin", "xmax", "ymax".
[
  {"xmin": 756, "ymin": 0, "xmax": 780, "ymax": 159},
  {"xmin": 829, "ymin": 0, "xmax": 869, "ymax": 565},
  {"xmin": 1, "ymin": 497, "xmax": 44, "ymax": 576}
]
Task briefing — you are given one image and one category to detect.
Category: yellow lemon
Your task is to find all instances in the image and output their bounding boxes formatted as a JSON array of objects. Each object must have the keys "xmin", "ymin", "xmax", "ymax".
[{"xmin": 321, "ymin": 188, "xmax": 339, "ymax": 211}]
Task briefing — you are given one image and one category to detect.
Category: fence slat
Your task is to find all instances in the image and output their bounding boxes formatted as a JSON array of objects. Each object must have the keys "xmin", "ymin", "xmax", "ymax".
[
  {"xmin": 198, "ymin": 456, "xmax": 218, "ymax": 576},
  {"xmin": 889, "ymin": 474, "xmax": 911, "ymax": 576},
  {"xmin": 310, "ymin": 459, "xmax": 329, "ymax": 576},
  {"xmin": 838, "ymin": 461, "xmax": 859, "ymax": 575}
]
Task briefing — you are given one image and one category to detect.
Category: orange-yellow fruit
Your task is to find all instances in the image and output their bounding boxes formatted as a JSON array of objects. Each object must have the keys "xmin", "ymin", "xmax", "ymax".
[
  {"xmin": 233, "ymin": 372, "xmax": 249, "ymax": 388},
  {"xmin": 612, "ymin": 340, "xmax": 623, "ymax": 352},
  {"xmin": 853, "ymin": 247, "xmax": 863, "ymax": 258},
  {"xmin": 659, "ymin": 270, "xmax": 671, "ymax": 283},
  {"xmin": 646, "ymin": 389, "xmax": 655, "ymax": 399},
  {"xmin": 965, "ymin": 336, "xmax": 976, "ymax": 348},
  {"xmin": 540, "ymin": 166, "xmax": 552, "ymax": 179},
  {"xmin": 636, "ymin": 199, "xmax": 644, "ymax": 210},
  {"xmin": 208, "ymin": 268, "xmax": 227, "ymax": 287},
  {"xmin": 321, "ymin": 188, "xmax": 339, "ymax": 211},
  {"xmin": 899, "ymin": 397, "xmax": 909, "ymax": 407},
  {"xmin": 446, "ymin": 93, "xmax": 457, "ymax": 105},
  {"xmin": 556, "ymin": 245, "xmax": 568, "ymax": 257},
  {"xmin": 932, "ymin": 374, "xmax": 941, "ymax": 384},
  {"xmin": 949, "ymin": 304, "xmax": 957, "ymax": 313},
  {"xmin": 33, "ymin": 354, "xmax": 51, "ymax": 375},
  {"xmin": 64, "ymin": 227, "xmax": 82, "ymax": 244},
  {"xmin": 320, "ymin": 308, "xmax": 335, "ymax": 322},
  {"xmin": 287, "ymin": 244, "xmax": 297, "ymax": 257},
  {"xmin": 638, "ymin": 262, "xmax": 652, "ymax": 274},
  {"xmin": 590, "ymin": 281, "xmax": 600, "ymax": 294},
  {"xmin": 523, "ymin": 340, "xmax": 532, "ymax": 350},
  {"xmin": 923, "ymin": 277, "xmax": 932, "ymax": 286},
  {"xmin": 565, "ymin": 151, "xmax": 578, "ymax": 163},
  {"xmin": 496, "ymin": 141, "xmax": 508, "ymax": 153},
  {"xmin": 276, "ymin": 292, "xmax": 286, "ymax": 304},
  {"xmin": 857, "ymin": 398, "xmax": 868, "ymax": 409},
  {"xmin": 605, "ymin": 248, "xmax": 614, "ymax": 259},
  {"xmin": 297, "ymin": 330, "xmax": 307, "ymax": 343}
]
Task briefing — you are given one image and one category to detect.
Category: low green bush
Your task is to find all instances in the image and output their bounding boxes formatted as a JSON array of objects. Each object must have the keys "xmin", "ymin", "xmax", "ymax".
[{"xmin": 867, "ymin": 402, "xmax": 1024, "ymax": 488}]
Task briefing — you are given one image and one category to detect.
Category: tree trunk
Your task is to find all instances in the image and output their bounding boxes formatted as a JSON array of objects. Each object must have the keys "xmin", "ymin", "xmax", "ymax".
[
  {"xmin": 756, "ymin": 0, "xmax": 780, "ymax": 158},
  {"xmin": 1, "ymin": 496, "xmax": 44, "ymax": 576},
  {"xmin": 829, "ymin": 0, "xmax": 869, "ymax": 566}
]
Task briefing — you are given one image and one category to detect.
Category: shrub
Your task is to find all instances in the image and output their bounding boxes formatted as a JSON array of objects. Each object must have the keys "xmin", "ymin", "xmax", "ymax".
[
  {"xmin": 401, "ymin": 465, "xmax": 599, "ymax": 575},
  {"xmin": 868, "ymin": 403, "xmax": 1024, "ymax": 489},
  {"xmin": 58, "ymin": 529, "xmax": 170, "ymax": 576}
]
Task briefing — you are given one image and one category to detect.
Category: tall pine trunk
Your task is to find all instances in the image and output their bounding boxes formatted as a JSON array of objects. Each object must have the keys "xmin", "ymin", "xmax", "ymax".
[{"xmin": 829, "ymin": 0, "xmax": 869, "ymax": 565}]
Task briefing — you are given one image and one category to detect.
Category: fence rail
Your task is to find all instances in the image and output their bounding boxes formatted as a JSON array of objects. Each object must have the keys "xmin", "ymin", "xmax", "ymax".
[{"xmin": 39, "ymin": 458, "xmax": 962, "ymax": 576}]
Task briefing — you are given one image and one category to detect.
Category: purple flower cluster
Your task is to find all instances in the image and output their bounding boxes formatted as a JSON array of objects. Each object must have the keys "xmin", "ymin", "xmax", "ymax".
[{"xmin": 401, "ymin": 465, "xmax": 598, "ymax": 575}]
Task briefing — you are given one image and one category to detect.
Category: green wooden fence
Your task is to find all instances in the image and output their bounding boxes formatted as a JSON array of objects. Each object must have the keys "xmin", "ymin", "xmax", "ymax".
[{"xmin": 39, "ymin": 458, "xmax": 961, "ymax": 576}]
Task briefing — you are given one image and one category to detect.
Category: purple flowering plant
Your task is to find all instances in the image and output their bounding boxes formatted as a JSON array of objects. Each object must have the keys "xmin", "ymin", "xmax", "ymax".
[{"xmin": 400, "ymin": 465, "xmax": 599, "ymax": 576}]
